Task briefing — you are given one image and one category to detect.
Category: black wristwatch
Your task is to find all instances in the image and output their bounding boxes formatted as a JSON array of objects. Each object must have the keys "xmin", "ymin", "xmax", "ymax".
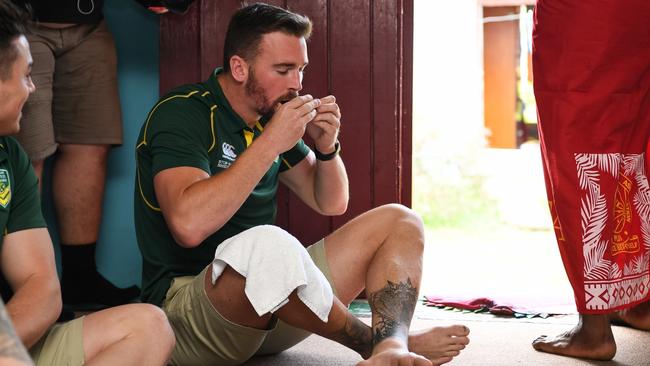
[{"xmin": 314, "ymin": 141, "xmax": 341, "ymax": 161}]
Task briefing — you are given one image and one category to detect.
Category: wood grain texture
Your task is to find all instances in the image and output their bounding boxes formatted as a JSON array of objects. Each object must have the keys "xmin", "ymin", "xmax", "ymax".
[
  {"xmin": 159, "ymin": 3, "xmax": 200, "ymax": 94},
  {"xmin": 401, "ymin": 0, "xmax": 414, "ymax": 206},
  {"xmin": 329, "ymin": 0, "xmax": 373, "ymax": 231},
  {"xmin": 285, "ymin": 0, "xmax": 332, "ymax": 244},
  {"xmin": 372, "ymin": 0, "xmax": 400, "ymax": 206}
]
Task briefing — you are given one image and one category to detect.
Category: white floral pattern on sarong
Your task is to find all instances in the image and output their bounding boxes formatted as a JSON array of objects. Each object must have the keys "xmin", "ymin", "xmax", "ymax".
[{"xmin": 576, "ymin": 153, "xmax": 650, "ymax": 310}]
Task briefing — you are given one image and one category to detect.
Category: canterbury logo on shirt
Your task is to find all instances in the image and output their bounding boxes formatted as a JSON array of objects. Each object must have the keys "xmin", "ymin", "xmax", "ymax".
[{"xmin": 222, "ymin": 143, "xmax": 237, "ymax": 161}]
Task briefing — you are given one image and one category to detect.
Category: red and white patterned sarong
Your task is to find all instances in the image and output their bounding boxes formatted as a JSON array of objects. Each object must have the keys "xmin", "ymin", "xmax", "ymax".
[{"xmin": 533, "ymin": 0, "xmax": 650, "ymax": 313}]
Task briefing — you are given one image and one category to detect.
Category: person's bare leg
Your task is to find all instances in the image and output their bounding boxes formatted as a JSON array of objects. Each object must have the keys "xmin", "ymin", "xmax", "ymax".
[
  {"xmin": 81, "ymin": 304, "xmax": 175, "ymax": 366},
  {"xmin": 53, "ymin": 144, "xmax": 108, "ymax": 245},
  {"xmin": 205, "ymin": 265, "xmax": 375, "ymax": 358},
  {"xmin": 206, "ymin": 205, "xmax": 467, "ymax": 365},
  {"xmin": 609, "ymin": 300, "xmax": 650, "ymax": 330},
  {"xmin": 532, "ymin": 314, "xmax": 616, "ymax": 360},
  {"xmin": 54, "ymin": 144, "xmax": 139, "ymax": 306},
  {"xmin": 323, "ymin": 204, "xmax": 469, "ymax": 365},
  {"xmin": 208, "ymin": 266, "xmax": 463, "ymax": 365}
]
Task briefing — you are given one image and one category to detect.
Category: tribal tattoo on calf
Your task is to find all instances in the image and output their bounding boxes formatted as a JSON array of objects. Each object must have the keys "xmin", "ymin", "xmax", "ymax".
[{"xmin": 369, "ymin": 278, "xmax": 418, "ymax": 346}]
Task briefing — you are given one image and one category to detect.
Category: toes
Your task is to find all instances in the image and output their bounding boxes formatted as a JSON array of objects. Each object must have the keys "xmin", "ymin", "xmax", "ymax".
[
  {"xmin": 448, "ymin": 343, "xmax": 466, "ymax": 352},
  {"xmin": 532, "ymin": 337, "xmax": 549, "ymax": 351},
  {"xmin": 446, "ymin": 324, "xmax": 470, "ymax": 336},
  {"xmin": 407, "ymin": 353, "xmax": 433, "ymax": 366},
  {"xmin": 532, "ymin": 341, "xmax": 556, "ymax": 355},
  {"xmin": 414, "ymin": 357, "xmax": 433, "ymax": 366},
  {"xmin": 452, "ymin": 335, "xmax": 470, "ymax": 346},
  {"xmin": 435, "ymin": 342, "xmax": 466, "ymax": 355},
  {"xmin": 443, "ymin": 350, "xmax": 461, "ymax": 357},
  {"xmin": 431, "ymin": 356, "xmax": 453, "ymax": 365},
  {"xmin": 532, "ymin": 335, "xmax": 548, "ymax": 345}
]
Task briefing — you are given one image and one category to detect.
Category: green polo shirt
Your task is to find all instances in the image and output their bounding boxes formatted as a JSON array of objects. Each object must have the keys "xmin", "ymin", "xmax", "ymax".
[
  {"xmin": 135, "ymin": 67, "xmax": 311, "ymax": 305},
  {"xmin": 0, "ymin": 137, "xmax": 47, "ymax": 301}
]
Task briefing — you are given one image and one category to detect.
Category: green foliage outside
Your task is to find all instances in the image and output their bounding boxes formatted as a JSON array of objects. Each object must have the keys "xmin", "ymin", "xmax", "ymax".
[{"xmin": 412, "ymin": 125, "xmax": 500, "ymax": 231}]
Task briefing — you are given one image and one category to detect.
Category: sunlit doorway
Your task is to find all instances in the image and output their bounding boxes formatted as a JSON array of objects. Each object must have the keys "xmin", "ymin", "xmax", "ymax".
[{"xmin": 412, "ymin": 0, "xmax": 574, "ymax": 311}]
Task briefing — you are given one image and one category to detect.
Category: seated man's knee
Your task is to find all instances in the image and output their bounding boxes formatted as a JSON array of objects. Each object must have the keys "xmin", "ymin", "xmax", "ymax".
[
  {"xmin": 378, "ymin": 204, "xmax": 424, "ymax": 232},
  {"xmin": 129, "ymin": 304, "xmax": 176, "ymax": 349}
]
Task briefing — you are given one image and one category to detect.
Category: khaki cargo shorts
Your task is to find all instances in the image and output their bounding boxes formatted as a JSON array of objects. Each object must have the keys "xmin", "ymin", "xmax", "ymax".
[
  {"xmin": 30, "ymin": 316, "xmax": 85, "ymax": 366},
  {"xmin": 15, "ymin": 21, "xmax": 123, "ymax": 160},
  {"xmin": 163, "ymin": 239, "xmax": 335, "ymax": 366}
]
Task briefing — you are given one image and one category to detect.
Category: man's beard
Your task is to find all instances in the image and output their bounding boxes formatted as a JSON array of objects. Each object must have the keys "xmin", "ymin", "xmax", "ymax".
[{"xmin": 245, "ymin": 68, "xmax": 298, "ymax": 119}]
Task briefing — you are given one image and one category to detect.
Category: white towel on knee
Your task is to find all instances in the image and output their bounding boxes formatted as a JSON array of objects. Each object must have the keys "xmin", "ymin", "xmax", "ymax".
[{"xmin": 211, "ymin": 225, "xmax": 333, "ymax": 322}]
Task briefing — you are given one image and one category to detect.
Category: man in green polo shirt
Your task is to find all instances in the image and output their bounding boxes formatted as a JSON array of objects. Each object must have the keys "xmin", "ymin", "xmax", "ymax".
[
  {"xmin": 0, "ymin": 1, "xmax": 176, "ymax": 365},
  {"xmin": 135, "ymin": 3, "xmax": 470, "ymax": 365}
]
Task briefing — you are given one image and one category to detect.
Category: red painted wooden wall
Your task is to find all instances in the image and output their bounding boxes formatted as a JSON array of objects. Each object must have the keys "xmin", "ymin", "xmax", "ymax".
[{"xmin": 159, "ymin": 0, "xmax": 413, "ymax": 245}]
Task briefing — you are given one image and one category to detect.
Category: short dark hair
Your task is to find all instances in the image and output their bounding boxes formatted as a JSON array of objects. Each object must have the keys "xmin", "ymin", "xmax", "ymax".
[
  {"xmin": 0, "ymin": 0, "xmax": 29, "ymax": 80},
  {"xmin": 223, "ymin": 2, "xmax": 312, "ymax": 72}
]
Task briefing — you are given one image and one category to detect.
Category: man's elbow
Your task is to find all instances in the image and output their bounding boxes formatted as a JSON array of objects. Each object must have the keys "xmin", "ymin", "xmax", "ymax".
[
  {"xmin": 50, "ymin": 295, "xmax": 62, "ymax": 323},
  {"xmin": 45, "ymin": 279, "xmax": 62, "ymax": 323},
  {"xmin": 171, "ymin": 228, "xmax": 205, "ymax": 248},
  {"xmin": 321, "ymin": 199, "xmax": 348, "ymax": 216},
  {"xmin": 331, "ymin": 202, "xmax": 348, "ymax": 215},
  {"xmin": 168, "ymin": 220, "xmax": 207, "ymax": 248}
]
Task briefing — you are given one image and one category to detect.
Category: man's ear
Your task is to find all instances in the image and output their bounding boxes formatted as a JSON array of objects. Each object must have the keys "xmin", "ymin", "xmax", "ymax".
[{"xmin": 229, "ymin": 56, "xmax": 249, "ymax": 83}]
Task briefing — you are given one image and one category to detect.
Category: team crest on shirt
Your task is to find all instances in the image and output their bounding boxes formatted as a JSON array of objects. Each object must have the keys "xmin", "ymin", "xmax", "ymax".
[{"xmin": 0, "ymin": 169, "xmax": 11, "ymax": 208}]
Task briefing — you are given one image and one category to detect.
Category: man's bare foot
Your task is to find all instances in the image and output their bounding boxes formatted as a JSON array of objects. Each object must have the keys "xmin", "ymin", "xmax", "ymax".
[
  {"xmin": 408, "ymin": 324, "xmax": 470, "ymax": 365},
  {"xmin": 357, "ymin": 338, "xmax": 432, "ymax": 366},
  {"xmin": 532, "ymin": 314, "xmax": 616, "ymax": 360},
  {"xmin": 609, "ymin": 301, "xmax": 650, "ymax": 330}
]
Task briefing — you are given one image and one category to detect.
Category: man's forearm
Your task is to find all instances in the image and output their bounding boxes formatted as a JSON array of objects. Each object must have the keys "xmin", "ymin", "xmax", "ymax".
[
  {"xmin": 0, "ymin": 299, "xmax": 34, "ymax": 366},
  {"xmin": 6, "ymin": 275, "xmax": 60, "ymax": 349},
  {"xmin": 314, "ymin": 156, "xmax": 349, "ymax": 215},
  {"xmin": 162, "ymin": 135, "xmax": 281, "ymax": 246}
]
